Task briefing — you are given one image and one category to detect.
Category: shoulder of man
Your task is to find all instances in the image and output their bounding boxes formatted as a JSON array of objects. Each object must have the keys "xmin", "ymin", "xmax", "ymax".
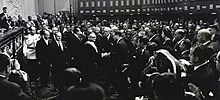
[{"xmin": 2, "ymin": 80, "xmax": 31, "ymax": 99}]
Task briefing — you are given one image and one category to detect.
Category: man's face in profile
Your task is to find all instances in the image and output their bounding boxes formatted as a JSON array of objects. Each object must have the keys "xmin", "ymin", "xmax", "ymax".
[{"xmin": 3, "ymin": 8, "xmax": 7, "ymax": 13}]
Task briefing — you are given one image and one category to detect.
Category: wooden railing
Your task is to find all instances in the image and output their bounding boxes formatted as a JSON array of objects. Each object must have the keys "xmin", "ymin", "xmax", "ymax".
[{"xmin": 0, "ymin": 27, "xmax": 24, "ymax": 58}]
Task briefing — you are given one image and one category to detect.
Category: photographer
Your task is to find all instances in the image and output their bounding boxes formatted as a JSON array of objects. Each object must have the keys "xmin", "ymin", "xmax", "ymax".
[
  {"xmin": 0, "ymin": 53, "xmax": 31, "ymax": 100},
  {"xmin": 8, "ymin": 59, "xmax": 32, "ymax": 96}
]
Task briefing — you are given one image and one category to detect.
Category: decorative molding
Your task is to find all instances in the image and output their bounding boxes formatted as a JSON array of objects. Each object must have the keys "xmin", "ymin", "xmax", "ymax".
[{"xmin": 6, "ymin": 0, "xmax": 22, "ymax": 20}]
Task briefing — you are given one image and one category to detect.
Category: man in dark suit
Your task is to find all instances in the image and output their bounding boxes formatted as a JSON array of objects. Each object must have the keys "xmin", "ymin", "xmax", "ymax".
[
  {"xmin": 0, "ymin": 53, "xmax": 31, "ymax": 100},
  {"xmin": 111, "ymin": 31, "xmax": 129, "ymax": 98},
  {"xmin": 210, "ymin": 51, "xmax": 220, "ymax": 100},
  {"xmin": 0, "ymin": 7, "xmax": 9, "ymax": 31},
  {"xmin": 188, "ymin": 46, "xmax": 216, "ymax": 98},
  {"xmin": 65, "ymin": 27, "xmax": 85, "ymax": 69},
  {"xmin": 51, "ymin": 32, "xmax": 69, "ymax": 92},
  {"xmin": 112, "ymin": 31, "xmax": 129, "ymax": 73},
  {"xmin": 36, "ymin": 30, "xmax": 52, "ymax": 87},
  {"xmin": 83, "ymin": 32, "xmax": 100, "ymax": 82},
  {"xmin": 171, "ymin": 29, "xmax": 187, "ymax": 58},
  {"xmin": 97, "ymin": 27, "xmax": 115, "ymax": 84}
]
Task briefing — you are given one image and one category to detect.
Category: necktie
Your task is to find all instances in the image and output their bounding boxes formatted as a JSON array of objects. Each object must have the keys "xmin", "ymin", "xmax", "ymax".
[{"xmin": 59, "ymin": 41, "xmax": 63, "ymax": 51}]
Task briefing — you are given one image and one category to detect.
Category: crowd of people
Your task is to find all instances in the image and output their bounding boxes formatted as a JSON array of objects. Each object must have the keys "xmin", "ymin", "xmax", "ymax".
[{"xmin": 1, "ymin": 6, "xmax": 220, "ymax": 100}]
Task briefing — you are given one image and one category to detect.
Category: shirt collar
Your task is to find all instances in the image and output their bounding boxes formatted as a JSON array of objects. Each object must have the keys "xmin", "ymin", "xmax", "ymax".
[
  {"xmin": 107, "ymin": 34, "xmax": 111, "ymax": 40},
  {"xmin": 86, "ymin": 41, "xmax": 98, "ymax": 53},
  {"xmin": 43, "ymin": 37, "xmax": 49, "ymax": 45},
  {"xmin": 0, "ymin": 74, "xmax": 6, "ymax": 78},
  {"xmin": 203, "ymin": 40, "xmax": 211, "ymax": 46},
  {"xmin": 56, "ymin": 40, "xmax": 61, "ymax": 45},
  {"xmin": 117, "ymin": 37, "xmax": 123, "ymax": 43}
]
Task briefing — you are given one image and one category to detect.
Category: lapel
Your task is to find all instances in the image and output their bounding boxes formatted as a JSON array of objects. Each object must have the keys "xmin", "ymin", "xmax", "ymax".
[{"xmin": 62, "ymin": 41, "xmax": 67, "ymax": 50}]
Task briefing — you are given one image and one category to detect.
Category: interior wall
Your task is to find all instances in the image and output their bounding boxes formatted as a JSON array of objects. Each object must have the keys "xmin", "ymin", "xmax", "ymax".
[
  {"xmin": 0, "ymin": 0, "xmax": 37, "ymax": 21},
  {"xmin": 0, "ymin": 0, "xmax": 77, "ymax": 21},
  {"xmin": 55, "ymin": 0, "xmax": 70, "ymax": 13},
  {"xmin": 37, "ymin": 0, "xmax": 71, "ymax": 15}
]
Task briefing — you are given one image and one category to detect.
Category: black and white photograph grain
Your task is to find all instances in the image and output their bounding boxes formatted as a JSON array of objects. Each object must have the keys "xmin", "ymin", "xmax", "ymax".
[{"xmin": 0, "ymin": 0, "xmax": 220, "ymax": 100}]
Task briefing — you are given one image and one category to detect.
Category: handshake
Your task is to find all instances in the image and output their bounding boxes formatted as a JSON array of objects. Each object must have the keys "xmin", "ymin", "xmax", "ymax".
[{"xmin": 101, "ymin": 52, "xmax": 111, "ymax": 58}]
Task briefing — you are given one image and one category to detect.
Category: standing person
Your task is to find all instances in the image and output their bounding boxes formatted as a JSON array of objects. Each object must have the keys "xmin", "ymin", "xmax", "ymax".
[
  {"xmin": 111, "ymin": 31, "xmax": 129, "ymax": 98},
  {"xmin": 112, "ymin": 31, "xmax": 129, "ymax": 73},
  {"xmin": 98, "ymin": 27, "xmax": 114, "ymax": 84},
  {"xmin": 65, "ymin": 27, "xmax": 85, "ymax": 69},
  {"xmin": 23, "ymin": 26, "xmax": 40, "ymax": 86},
  {"xmin": 83, "ymin": 32, "xmax": 100, "ymax": 82},
  {"xmin": 36, "ymin": 30, "xmax": 52, "ymax": 88},
  {"xmin": 0, "ymin": 53, "xmax": 31, "ymax": 100},
  {"xmin": 0, "ymin": 7, "xmax": 9, "ymax": 31},
  {"xmin": 51, "ymin": 32, "xmax": 68, "ymax": 92},
  {"xmin": 129, "ymin": 36, "xmax": 150, "ymax": 96}
]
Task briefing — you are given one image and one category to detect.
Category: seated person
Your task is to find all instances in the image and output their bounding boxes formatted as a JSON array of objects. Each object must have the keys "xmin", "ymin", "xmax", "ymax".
[
  {"xmin": 208, "ymin": 51, "xmax": 220, "ymax": 100},
  {"xmin": 63, "ymin": 82, "xmax": 105, "ymax": 100},
  {"xmin": 52, "ymin": 67, "xmax": 81, "ymax": 100},
  {"xmin": 179, "ymin": 39, "xmax": 191, "ymax": 60},
  {"xmin": 8, "ymin": 59, "xmax": 32, "ymax": 96},
  {"xmin": 0, "ymin": 53, "xmax": 31, "ymax": 100},
  {"xmin": 61, "ymin": 67, "xmax": 81, "ymax": 91},
  {"xmin": 188, "ymin": 46, "xmax": 216, "ymax": 97},
  {"xmin": 152, "ymin": 72, "xmax": 202, "ymax": 100}
]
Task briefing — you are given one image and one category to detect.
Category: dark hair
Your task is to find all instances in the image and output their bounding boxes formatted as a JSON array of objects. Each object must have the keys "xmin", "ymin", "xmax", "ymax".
[
  {"xmin": 114, "ymin": 31, "xmax": 123, "ymax": 37},
  {"xmin": 73, "ymin": 26, "xmax": 80, "ymax": 34},
  {"xmin": 139, "ymin": 36, "xmax": 149, "ymax": 45},
  {"xmin": 3, "ymin": 7, "xmax": 7, "ymax": 10},
  {"xmin": 182, "ymin": 39, "xmax": 191, "ymax": 49},
  {"xmin": 152, "ymin": 72, "xmax": 185, "ymax": 100},
  {"xmin": 65, "ymin": 82, "xmax": 105, "ymax": 100},
  {"xmin": 163, "ymin": 29, "xmax": 172, "ymax": 39},
  {"xmin": 177, "ymin": 30, "xmax": 186, "ymax": 37},
  {"xmin": 61, "ymin": 67, "xmax": 81, "ymax": 87},
  {"xmin": 0, "ymin": 54, "xmax": 10, "ymax": 72}
]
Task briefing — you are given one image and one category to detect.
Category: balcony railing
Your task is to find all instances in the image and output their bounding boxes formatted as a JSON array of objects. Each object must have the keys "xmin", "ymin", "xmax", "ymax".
[{"xmin": 0, "ymin": 27, "xmax": 24, "ymax": 58}]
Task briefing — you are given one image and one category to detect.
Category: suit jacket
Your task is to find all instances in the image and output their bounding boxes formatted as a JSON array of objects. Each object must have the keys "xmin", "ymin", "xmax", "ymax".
[
  {"xmin": 36, "ymin": 38, "xmax": 52, "ymax": 64},
  {"xmin": 111, "ymin": 38, "xmax": 129, "ymax": 68},
  {"xmin": 130, "ymin": 47, "xmax": 150, "ymax": 76},
  {"xmin": 98, "ymin": 36, "xmax": 114, "ymax": 53},
  {"xmin": 16, "ymin": 20, "xmax": 26, "ymax": 27},
  {"xmin": 65, "ymin": 32, "xmax": 85, "ymax": 67},
  {"xmin": 51, "ymin": 40, "xmax": 68, "ymax": 69},
  {"xmin": 187, "ymin": 62, "xmax": 217, "ymax": 97},
  {"xmin": 0, "ymin": 13, "xmax": 9, "ymax": 29},
  {"xmin": 82, "ymin": 42, "xmax": 100, "ymax": 76},
  {"xmin": 0, "ymin": 77, "xmax": 31, "ymax": 100}
]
